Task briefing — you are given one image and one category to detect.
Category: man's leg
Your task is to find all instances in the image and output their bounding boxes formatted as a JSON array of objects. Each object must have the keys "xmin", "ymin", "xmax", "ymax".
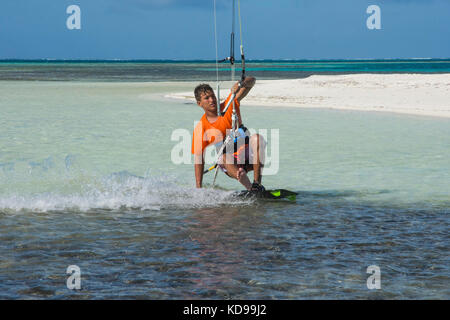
[
  {"xmin": 249, "ymin": 134, "xmax": 266, "ymax": 184},
  {"xmin": 221, "ymin": 154, "xmax": 252, "ymax": 190}
]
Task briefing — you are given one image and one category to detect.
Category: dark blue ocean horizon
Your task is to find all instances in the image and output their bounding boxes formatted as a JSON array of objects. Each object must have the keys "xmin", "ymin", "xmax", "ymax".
[
  {"xmin": 1, "ymin": 59, "xmax": 449, "ymax": 81},
  {"xmin": 1, "ymin": 58, "xmax": 449, "ymax": 62}
]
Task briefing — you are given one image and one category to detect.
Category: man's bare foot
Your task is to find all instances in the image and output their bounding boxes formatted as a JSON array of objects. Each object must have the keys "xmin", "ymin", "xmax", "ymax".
[{"xmin": 236, "ymin": 167, "xmax": 246, "ymax": 181}]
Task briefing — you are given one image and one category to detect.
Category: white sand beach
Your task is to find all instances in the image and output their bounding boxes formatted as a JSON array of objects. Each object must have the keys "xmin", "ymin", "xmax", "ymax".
[{"xmin": 165, "ymin": 74, "xmax": 450, "ymax": 118}]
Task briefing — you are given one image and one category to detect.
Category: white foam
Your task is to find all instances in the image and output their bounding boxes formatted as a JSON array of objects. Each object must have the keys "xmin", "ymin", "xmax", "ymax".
[{"xmin": 0, "ymin": 171, "xmax": 252, "ymax": 214}]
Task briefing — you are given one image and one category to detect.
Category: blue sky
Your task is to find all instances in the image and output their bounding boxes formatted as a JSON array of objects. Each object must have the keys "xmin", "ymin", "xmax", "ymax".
[{"xmin": 0, "ymin": 0, "xmax": 449, "ymax": 59}]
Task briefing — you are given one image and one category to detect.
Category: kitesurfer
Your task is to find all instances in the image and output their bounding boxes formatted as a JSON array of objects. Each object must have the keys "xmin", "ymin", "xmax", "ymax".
[{"xmin": 191, "ymin": 77, "xmax": 266, "ymax": 192}]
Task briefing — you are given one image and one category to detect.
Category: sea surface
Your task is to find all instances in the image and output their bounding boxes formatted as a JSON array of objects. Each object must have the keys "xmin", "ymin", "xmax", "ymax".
[
  {"xmin": 1, "ymin": 59, "xmax": 450, "ymax": 82},
  {"xmin": 0, "ymin": 61, "xmax": 449, "ymax": 299}
]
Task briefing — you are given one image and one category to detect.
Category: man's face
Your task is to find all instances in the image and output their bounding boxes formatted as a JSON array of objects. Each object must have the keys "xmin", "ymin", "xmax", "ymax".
[{"xmin": 197, "ymin": 90, "xmax": 217, "ymax": 114}]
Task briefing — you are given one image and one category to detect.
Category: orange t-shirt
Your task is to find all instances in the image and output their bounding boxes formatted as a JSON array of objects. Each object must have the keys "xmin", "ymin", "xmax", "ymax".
[{"xmin": 191, "ymin": 94, "xmax": 242, "ymax": 155}]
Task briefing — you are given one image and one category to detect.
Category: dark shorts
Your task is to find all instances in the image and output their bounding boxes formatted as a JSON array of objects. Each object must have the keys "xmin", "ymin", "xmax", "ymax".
[{"xmin": 219, "ymin": 143, "xmax": 253, "ymax": 173}]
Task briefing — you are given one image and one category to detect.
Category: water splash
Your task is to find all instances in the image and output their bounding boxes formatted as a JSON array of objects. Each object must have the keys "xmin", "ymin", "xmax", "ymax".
[{"xmin": 0, "ymin": 170, "xmax": 252, "ymax": 214}]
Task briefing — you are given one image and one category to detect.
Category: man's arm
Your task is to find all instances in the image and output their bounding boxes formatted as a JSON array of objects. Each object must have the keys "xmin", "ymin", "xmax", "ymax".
[
  {"xmin": 234, "ymin": 76, "xmax": 256, "ymax": 102},
  {"xmin": 194, "ymin": 154, "xmax": 204, "ymax": 188}
]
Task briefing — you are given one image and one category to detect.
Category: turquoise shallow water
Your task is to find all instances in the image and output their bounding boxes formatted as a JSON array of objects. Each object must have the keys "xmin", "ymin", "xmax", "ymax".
[{"xmin": 0, "ymin": 80, "xmax": 449, "ymax": 299}]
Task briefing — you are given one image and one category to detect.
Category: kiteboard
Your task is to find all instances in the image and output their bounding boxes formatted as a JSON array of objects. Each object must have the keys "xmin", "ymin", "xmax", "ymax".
[{"xmin": 232, "ymin": 189, "xmax": 298, "ymax": 201}]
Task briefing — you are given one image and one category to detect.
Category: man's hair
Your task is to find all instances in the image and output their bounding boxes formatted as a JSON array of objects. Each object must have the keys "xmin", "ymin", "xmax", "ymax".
[{"xmin": 194, "ymin": 83, "xmax": 214, "ymax": 102}]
